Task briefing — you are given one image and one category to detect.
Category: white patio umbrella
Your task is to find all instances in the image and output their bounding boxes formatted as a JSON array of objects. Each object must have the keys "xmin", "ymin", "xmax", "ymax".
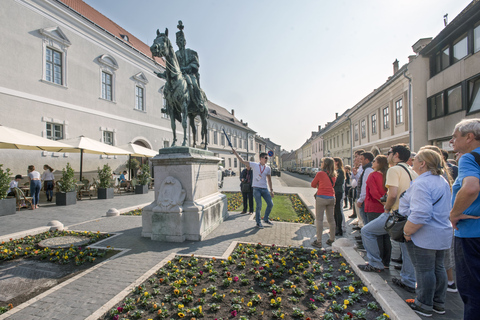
[
  {"xmin": 0, "ymin": 124, "xmax": 73, "ymax": 151},
  {"xmin": 118, "ymin": 143, "xmax": 157, "ymax": 179},
  {"xmin": 59, "ymin": 136, "xmax": 132, "ymax": 180}
]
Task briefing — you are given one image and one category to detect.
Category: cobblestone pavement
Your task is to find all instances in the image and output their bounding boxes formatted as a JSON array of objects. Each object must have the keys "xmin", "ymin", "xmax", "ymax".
[{"xmin": 0, "ymin": 173, "xmax": 464, "ymax": 319}]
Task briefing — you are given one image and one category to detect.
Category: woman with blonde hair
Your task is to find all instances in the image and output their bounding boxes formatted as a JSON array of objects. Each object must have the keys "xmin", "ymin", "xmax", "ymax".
[
  {"xmin": 399, "ymin": 149, "xmax": 453, "ymax": 316},
  {"xmin": 310, "ymin": 157, "xmax": 337, "ymax": 248}
]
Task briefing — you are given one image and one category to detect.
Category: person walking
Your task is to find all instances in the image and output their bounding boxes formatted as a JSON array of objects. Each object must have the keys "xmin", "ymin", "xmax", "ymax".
[
  {"xmin": 233, "ymin": 150, "xmax": 274, "ymax": 228},
  {"xmin": 364, "ymin": 155, "xmax": 390, "ymax": 268},
  {"xmin": 400, "ymin": 149, "xmax": 453, "ymax": 317},
  {"xmin": 41, "ymin": 164, "xmax": 55, "ymax": 202},
  {"xmin": 310, "ymin": 157, "xmax": 337, "ymax": 248},
  {"xmin": 240, "ymin": 166, "xmax": 254, "ymax": 214},
  {"xmin": 333, "ymin": 157, "xmax": 345, "ymax": 236},
  {"xmin": 449, "ymin": 119, "xmax": 480, "ymax": 320},
  {"xmin": 28, "ymin": 165, "xmax": 41, "ymax": 209}
]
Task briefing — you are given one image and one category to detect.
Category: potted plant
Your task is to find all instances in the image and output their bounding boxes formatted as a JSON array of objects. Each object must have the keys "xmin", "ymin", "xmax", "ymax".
[
  {"xmin": 56, "ymin": 163, "xmax": 77, "ymax": 206},
  {"xmin": 97, "ymin": 164, "xmax": 114, "ymax": 199},
  {"xmin": 0, "ymin": 165, "xmax": 16, "ymax": 215},
  {"xmin": 135, "ymin": 164, "xmax": 151, "ymax": 194}
]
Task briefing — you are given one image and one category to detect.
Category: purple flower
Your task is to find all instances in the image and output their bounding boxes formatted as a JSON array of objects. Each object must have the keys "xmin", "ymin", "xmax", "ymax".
[
  {"xmin": 231, "ymin": 310, "xmax": 237, "ymax": 317},
  {"xmin": 117, "ymin": 307, "xmax": 123, "ymax": 312},
  {"xmin": 233, "ymin": 276, "xmax": 239, "ymax": 282},
  {"xmin": 113, "ymin": 315, "xmax": 119, "ymax": 320},
  {"xmin": 310, "ymin": 298, "xmax": 315, "ymax": 302},
  {"xmin": 199, "ymin": 271, "xmax": 203, "ymax": 275}
]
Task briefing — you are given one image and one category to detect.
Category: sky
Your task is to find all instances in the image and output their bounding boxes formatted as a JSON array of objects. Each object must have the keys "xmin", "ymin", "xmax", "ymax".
[{"xmin": 84, "ymin": 0, "xmax": 471, "ymax": 151}]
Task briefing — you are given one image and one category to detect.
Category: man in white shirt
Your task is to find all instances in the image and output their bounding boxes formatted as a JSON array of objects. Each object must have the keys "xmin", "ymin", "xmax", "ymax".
[{"xmin": 233, "ymin": 150, "xmax": 274, "ymax": 228}]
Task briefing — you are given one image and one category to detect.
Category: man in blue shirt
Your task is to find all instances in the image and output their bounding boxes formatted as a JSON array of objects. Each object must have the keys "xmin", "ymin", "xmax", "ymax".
[{"xmin": 450, "ymin": 119, "xmax": 480, "ymax": 320}]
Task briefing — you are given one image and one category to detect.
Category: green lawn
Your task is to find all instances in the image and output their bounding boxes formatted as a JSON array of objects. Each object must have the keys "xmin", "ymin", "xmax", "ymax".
[{"xmin": 223, "ymin": 192, "xmax": 313, "ymax": 223}]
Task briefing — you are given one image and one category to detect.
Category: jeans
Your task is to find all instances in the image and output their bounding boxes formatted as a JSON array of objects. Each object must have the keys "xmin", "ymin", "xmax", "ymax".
[
  {"xmin": 358, "ymin": 203, "xmax": 368, "ymax": 227},
  {"xmin": 366, "ymin": 212, "xmax": 392, "ymax": 267},
  {"xmin": 44, "ymin": 180, "xmax": 54, "ymax": 200},
  {"xmin": 315, "ymin": 196, "xmax": 335, "ymax": 242},
  {"xmin": 334, "ymin": 192, "xmax": 344, "ymax": 234},
  {"xmin": 253, "ymin": 187, "xmax": 273, "ymax": 225},
  {"xmin": 361, "ymin": 212, "xmax": 416, "ymax": 287},
  {"xmin": 30, "ymin": 180, "xmax": 41, "ymax": 206},
  {"xmin": 242, "ymin": 190, "xmax": 254, "ymax": 213},
  {"xmin": 455, "ymin": 237, "xmax": 480, "ymax": 320},
  {"xmin": 406, "ymin": 241, "xmax": 447, "ymax": 311}
]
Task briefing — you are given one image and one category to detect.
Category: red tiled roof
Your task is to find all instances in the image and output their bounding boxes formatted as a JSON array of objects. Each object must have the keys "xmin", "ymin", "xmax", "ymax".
[{"xmin": 56, "ymin": 0, "xmax": 165, "ymax": 67}]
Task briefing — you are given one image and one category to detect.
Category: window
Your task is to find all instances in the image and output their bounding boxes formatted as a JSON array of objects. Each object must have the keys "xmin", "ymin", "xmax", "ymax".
[
  {"xmin": 371, "ymin": 113, "xmax": 377, "ymax": 134},
  {"xmin": 103, "ymin": 131, "xmax": 114, "ymax": 145},
  {"xmin": 395, "ymin": 99, "xmax": 403, "ymax": 124},
  {"xmin": 361, "ymin": 120, "xmax": 366, "ymax": 138},
  {"xmin": 429, "ymin": 93, "xmax": 444, "ymax": 119},
  {"xmin": 102, "ymin": 71, "xmax": 113, "ymax": 101},
  {"xmin": 337, "ymin": 136, "xmax": 339, "ymax": 147},
  {"xmin": 341, "ymin": 133, "xmax": 344, "ymax": 146},
  {"xmin": 228, "ymin": 158, "xmax": 231, "ymax": 168},
  {"xmin": 233, "ymin": 137, "xmax": 237, "ymax": 148},
  {"xmin": 447, "ymin": 85, "xmax": 462, "ymax": 113},
  {"xmin": 475, "ymin": 24, "xmax": 480, "ymax": 53},
  {"xmin": 46, "ymin": 48, "xmax": 62, "ymax": 85},
  {"xmin": 239, "ymin": 138, "xmax": 242, "ymax": 149},
  {"xmin": 221, "ymin": 133, "xmax": 225, "ymax": 146},
  {"xmin": 453, "ymin": 35, "xmax": 468, "ymax": 63},
  {"xmin": 333, "ymin": 138, "xmax": 335, "ymax": 148},
  {"xmin": 135, "ymin": 86, "xmax": 145, "ymax": 111},
  {"xmin": 234, "ymin": 158, "xmax": 237, "ymax": 168},
  {"xmin": 383, "ymin": 107, "xmax": 389, "ymax": 129},
  {"xmin": 161, "ymin": 98, "xmax": 170, "ymax": 119},
  {"xmin": 46, "ymin": 123, "xmax": 63, "ymax": 140},
  {"xmin": 469, "ymin": 78, "xmax": 480, "ymax": 113},
  {"xmin": 213, "ymin": 131, "xmax": 218, "ymax": 144},
  {"xmin": 354, "ymin": 124, "xmax": 359, "ymax": 141},
  {"xmin": 346, "ymin": 131, "xmax": 349, "ymax": 144}
]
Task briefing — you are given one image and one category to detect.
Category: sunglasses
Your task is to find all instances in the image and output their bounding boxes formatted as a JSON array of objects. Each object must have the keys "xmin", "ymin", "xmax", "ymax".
[
  {"xmin": 264, "ymin": 157, "xmax": 268, "ymax": 159},
  {"xmin": 387, "ymin": 151, "xmax": 393, "ymax": 155}
]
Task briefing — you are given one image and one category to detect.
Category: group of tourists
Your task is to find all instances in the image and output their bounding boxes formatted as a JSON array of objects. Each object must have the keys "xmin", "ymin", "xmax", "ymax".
[
  {"xmin": 7, "ymin": 164, "xmax": 55, "ymax": 209},
  {"xmin": 311, "ymin": 118, "xmax": 480, "ymax": 319}
]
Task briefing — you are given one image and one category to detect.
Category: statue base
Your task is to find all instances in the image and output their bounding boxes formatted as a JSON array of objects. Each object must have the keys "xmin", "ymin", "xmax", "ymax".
[{"xmin": 142, "ymin": 147, "xmax": 227, "ymax": 242}]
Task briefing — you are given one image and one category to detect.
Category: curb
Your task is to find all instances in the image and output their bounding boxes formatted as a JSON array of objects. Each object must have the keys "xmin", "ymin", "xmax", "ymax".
[{"xmin": 334, "ymin": 245, "xmax": 421, "ymax": 320}]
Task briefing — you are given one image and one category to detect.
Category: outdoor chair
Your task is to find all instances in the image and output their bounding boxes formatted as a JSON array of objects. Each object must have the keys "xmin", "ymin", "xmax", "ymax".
[
  {"xmin": 78, "ymin": 179, "xmax": 95, "ymax": 200},
  {"xmin": 14, "ymin": 187, "xmax": 33, "ymax": 211}
]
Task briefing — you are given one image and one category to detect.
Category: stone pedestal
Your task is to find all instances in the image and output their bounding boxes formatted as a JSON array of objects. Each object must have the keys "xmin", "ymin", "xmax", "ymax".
[{"xmin": 142, "ymin": 147, "xmax": 227, "ymax": 242}]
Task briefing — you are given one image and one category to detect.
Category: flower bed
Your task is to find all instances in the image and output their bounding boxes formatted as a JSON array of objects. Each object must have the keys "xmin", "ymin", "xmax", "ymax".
[
  {"xmin": 0, "ymin": 230, "xmax": 114, "ymax": 315},
  {"xmin": 101, "ymin": 243, "xmax": 389, "ymax": 320},
  {"xmin": 122, "ymin": 208, "xmax": 143, "ymax": 216}
]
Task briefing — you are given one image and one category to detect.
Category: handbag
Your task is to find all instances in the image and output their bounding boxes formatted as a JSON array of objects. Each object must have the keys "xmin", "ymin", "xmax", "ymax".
[
  {"xmin": 241, "ymin": 182, "xmax": 251, "ymax": 193},
  {"xmin": 384, "ymin": 211, "xmax": 407, "ymax": 242}
]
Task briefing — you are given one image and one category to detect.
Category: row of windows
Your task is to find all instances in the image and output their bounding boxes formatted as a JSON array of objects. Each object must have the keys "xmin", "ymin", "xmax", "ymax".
[
  {"xmin": 432, "ymin": 23, "xmax": 480, "ymax": 76},
  {"xmin": 45, "ymin": 48, "xmax": 147, "ymax": 112},
  {"xmin": 428, "ymin": 74, "xmax": 480, "ymax": 120},
  {"xmin": 354, "ymin": 99, "xmax": 403, "ymax": 141},
  {"xmin": 210, "ymin": 130, "xmax": 253, "ymax": 150},
  {"xmin": 324, "ymin": 131, "xmax": 350, "ymax": 151},
  {"xmin": 46, "ymin": 122, "xmax": 114, "ymax": 145}
]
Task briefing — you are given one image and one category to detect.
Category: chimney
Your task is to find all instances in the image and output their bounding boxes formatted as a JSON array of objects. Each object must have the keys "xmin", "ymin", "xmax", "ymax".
[
  {"xmin": 335, "ymin": 113, "xmax": 339, "ymax": 119},
  {"xmin": 318, "ymin": 125, "xmax": 322, "ymax": 131},
  {"xmin": 231, "ymin": 109, "xmax": 235, "ymax": 116},
  {"xmin": 393, "ymin": 59, "xmax": 399, "ymax": 74}
]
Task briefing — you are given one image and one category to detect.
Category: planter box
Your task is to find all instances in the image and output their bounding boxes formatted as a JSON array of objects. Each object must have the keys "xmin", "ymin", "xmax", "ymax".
[
  {"xmin": 98, "ymin": 187, "xmax": 114, "ymax": 199},
  {"xmin": 135, "ymin": 184, "xmax": 149, "ymax": 194},
  {"xmin": 56, "ymin": 191, "xmax": 77, "ymax": 206},
  {"xmin": 0, "ymin": 198, "xmax": 16, "ymax": 216}
]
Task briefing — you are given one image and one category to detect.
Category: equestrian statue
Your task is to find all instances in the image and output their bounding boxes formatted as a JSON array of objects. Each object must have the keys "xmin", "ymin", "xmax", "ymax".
[{"xmin": 150, "ymin": 21, "xmax": 209, "ymax": 149}]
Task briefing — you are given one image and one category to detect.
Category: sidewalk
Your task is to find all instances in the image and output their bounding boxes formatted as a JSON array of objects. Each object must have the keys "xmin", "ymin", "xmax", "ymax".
[{"xmin": 0, "ymin": 177, "xmax": 433, "ymax": 320}]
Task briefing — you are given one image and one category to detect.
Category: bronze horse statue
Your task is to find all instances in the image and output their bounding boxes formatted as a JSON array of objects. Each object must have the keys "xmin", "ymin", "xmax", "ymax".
[{"xmin": 150, "ymin": 28, "xmax": 208, "ymax": 149}]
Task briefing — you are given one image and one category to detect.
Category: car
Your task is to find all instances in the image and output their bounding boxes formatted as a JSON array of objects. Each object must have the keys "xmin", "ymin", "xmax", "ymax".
[
  {"xmin": 309, "ymin": 168, "xmax": 320, "ymax": 177},
  {"xmin": 271, "ymin": 168, "xmax": 281, "ymax": 177}
]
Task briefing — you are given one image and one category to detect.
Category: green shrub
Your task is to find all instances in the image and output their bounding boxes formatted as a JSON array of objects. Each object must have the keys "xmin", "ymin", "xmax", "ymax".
[
  {"xmin": 97, "ymin": 164, "xmax": 112, "ymax": 189},
  {"xmin": 0, "ymin": 164, "xmax": 12, "ymax": 200},
  {"xmin": 58, "ymin": 163, "xmax": 76, "ymax": 192},
  {"xmin": 137, "ymin": 164, "xmax": 151, "ymax": 186}
]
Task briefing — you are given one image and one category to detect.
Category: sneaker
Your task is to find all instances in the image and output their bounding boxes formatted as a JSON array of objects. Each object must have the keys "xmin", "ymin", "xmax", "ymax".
[
  {"xmin": 311, "ymin": 240, "xmax": 322, "ymax": 248},
  {"xmin": 352, "ymin": 226, "xmax": 361, "ymax": 231},
  {"xmin": 433, "ymin": 305, "xmax": 446, "ymax": 314},
  {"xmin": 326, "ymin": 239, "xmax": 334, "ymax": 246},
  {"xmin": 406, "ymin": 300, "xmax": 432, "ymax": 317},
  {"xmin": 256, "ymin": 223, "xmax": 264, "ymax": 229},
  {"xmin": 358, "ymin": 264, "xmax": 383, "ymax": 273},
  {"xmin": 447, "ymin": 282, "xmax": 458, "ymax": 293},
  {"xmin": 348, "ymin": 213, "xmax": 357, "ymax": 218},
  {"xmin": 392, "ymin": 277, "xmax": 415, "ymax": 293},
  {"xmin": 264, "ymin": 220, "xmax": 273, "ymax": 225}
]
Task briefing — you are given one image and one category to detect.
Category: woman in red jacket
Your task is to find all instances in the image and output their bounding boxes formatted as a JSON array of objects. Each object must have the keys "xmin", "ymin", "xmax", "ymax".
[
  {"xmin": 364, "ymin": 154, "xmax": 391, "ymax": 268},
  {"xmin": 311, "ymin": 157, "xmax": 337, "ymax": 248}
]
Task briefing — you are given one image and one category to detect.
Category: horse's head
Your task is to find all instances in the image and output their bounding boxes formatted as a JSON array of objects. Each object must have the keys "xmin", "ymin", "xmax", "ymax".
[{"xmin": 150, "ymin": 28, "xmax": 170, "ymax": 59}]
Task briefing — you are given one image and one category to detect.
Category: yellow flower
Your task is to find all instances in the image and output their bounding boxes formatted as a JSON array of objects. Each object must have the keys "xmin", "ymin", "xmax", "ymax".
[
  {"xmin": 362, "ymin": 286, "xmax": 369, "ymax": 292},
  {"xmin": 202, "ymin": 288, "xmax": 207, "ymax": 293},
  {"xmin": 280, "ymin": 314, "xmax": 285, "ymax": 318},
  {"xmin": 174, "ymin": 289, "xmax": 180, "ymax": 295},
  {"xmin": 178, "ymin": 304, "xmax": 184, "ymax": 309},
  {"xmin": 277, "ymin": 297, "xmax": 281, "ymax": 302},
  {"xmin": 199, "ymin": 306, "xmax": 202, "ymax": 313},
  {"xmin": 344, "ymin": 300, "xmax": 349, "ymax": 305},
  {"xmin": 144, "ymin": 292, "xmax": 149, "ymax": 297},
  {"xmin": 247, "ymin": 302, "xmax": 252, "ymax": 307},
  {"xmin": 343, "ymin": 304, "xmax": 347, "ymax": 309},
  {"xmin": 178, "ymin": 312, "xmax": 185, "ymax": 318},
  {"xmin": 271, "ymin": 298, "xmax": 275, "ymax": 304},
  {"xmin": 383, "ymin": 314, "xmax": 390, "ymax": 318},
  {"xmin": 349, "ymin": 286, "xmax": 355, "ymax": 292}
]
